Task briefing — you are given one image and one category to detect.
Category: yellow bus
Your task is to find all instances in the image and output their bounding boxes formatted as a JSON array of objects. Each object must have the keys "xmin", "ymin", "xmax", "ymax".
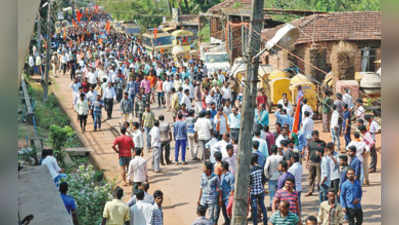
[{"xmin": 142, "ymin": 29, "xmax": 173, "ymax": 54}]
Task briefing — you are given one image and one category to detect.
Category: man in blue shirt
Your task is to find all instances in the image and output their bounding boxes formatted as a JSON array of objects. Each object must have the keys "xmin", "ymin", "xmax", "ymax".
[
  {"xmin": 252, "ymin": 141, "xmax": 266, "ymax": 168},
  {"xmin": 348, "ymin": 146, "xmax": 362, "ymax": 181},
  {"xmin": 173, "ymin": 113, "xmax": 187, "ymax": 165},
  {"xmin": 59, "ymin": 182, "xmax": 79, "ymax": 225},
  {"xmin": 320, "ymin": 146, "xmax": 332, "ymax": 202},
  {"xmin": 340, "ymin": 168, "xmax": 363, "ymax": 225},
  {"xmin": 220, "ymin": 161, "xmax": 234, "ymax": 225}
]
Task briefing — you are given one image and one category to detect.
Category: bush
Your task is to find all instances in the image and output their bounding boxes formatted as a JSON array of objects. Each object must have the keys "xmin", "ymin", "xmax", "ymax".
[
  {"xmin": 66, "ymin": 165, "xmax": 113, "ymax": 225},
  {"xmin": 49, "ymin": 125, "xmax": 75, "ymax": 163}
]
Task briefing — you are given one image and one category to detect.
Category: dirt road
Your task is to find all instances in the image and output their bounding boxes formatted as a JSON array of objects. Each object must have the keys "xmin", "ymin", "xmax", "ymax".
[{"xmin": 52, "ymin": 75, "xmax": 381, "ymax": 224}]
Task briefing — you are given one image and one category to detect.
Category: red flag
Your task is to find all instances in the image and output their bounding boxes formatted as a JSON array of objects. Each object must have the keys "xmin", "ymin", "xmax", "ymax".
[
  {"xmin": 76, "ymin": 10, "xmax": 82, "ymax": 22},
  {"xmin": 292, "ymin": 96, "xmax": 303, "ymax": 134},
  {"xmin": 105, "ymin": 21, "xmax": 111, "ymax": 34},
  {"xmin": 153, "ymin": 28, "xmax": 158, "ymax": 39}
]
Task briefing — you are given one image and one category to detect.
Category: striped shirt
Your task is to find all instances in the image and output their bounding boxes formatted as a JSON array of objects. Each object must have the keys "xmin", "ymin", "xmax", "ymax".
[
  {"xmin": 151, "ymin": 204, "xmax": 163, "ymax": 225},
  {"xmin": 270, "ymin": 211, "xmax": 299, "ymax": 225},
  {"xmin": 274, "ymin": 189, "xmax": 299, "ymax": 215}
]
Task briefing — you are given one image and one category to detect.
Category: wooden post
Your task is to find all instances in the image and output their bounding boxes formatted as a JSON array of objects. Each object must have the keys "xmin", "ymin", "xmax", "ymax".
[{"xmin": 231, "ymin": 0, "xmax": 264, "ymax": 224}]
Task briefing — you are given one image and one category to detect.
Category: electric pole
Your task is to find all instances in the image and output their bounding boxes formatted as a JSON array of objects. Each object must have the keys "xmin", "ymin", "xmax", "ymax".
[
  {"xmin": 231, "ymin": 0, "xmax": 264, "ymax": 224},
  {"xmin": 43, "ymin": 0, "xmax": 51, "ymax": 102}
]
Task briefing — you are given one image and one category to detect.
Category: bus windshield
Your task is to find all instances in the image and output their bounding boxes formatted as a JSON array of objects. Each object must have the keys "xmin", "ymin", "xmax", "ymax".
[{"xmin": 153, "ymin": 36, "xmax": 173, "ymax": 46}]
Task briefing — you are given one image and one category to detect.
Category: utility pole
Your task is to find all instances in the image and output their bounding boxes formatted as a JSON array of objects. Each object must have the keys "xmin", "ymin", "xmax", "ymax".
[
  {"xmin": 231, "ymin": 0, "xmax": 264, "ymax": 224},
  {"xmin": 43, "ymin": 0, "xmax": 51, "ymax": 102},
  {"xmin": 36, "ymin": 12, "xmax": 42, "ymax": 80},
  {"xmin": 72, "ymin": 0, "xmax": 75, "ymax": 20}
]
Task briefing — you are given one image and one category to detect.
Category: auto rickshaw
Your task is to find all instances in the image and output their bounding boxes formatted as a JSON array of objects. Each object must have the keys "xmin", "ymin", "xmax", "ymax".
[
  {"xmin": 268, "ymin": 70, "xmax": 291, "ymax": 105},
  {"xmin": 289, "ymin": 73, "xmax": 318, "ymax": 111}
]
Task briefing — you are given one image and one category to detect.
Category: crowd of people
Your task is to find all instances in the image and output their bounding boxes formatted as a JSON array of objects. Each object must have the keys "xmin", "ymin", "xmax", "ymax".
[{"xmin": 34, "ymin": 7, "xmax": 381, "ymax": 225}]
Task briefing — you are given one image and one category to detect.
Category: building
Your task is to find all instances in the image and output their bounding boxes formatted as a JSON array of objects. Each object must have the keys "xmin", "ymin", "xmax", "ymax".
[
  {"xmin": 261, "ymin": 11, "xmax": 382, "ymax": 82},
  {"xmin": 204, "ymin": 0, "xmax": 325, "ymax": 63}
]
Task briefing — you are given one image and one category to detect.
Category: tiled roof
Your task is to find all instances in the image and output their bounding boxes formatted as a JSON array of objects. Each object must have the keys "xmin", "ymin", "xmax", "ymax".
[
  {"xmin": 208, "ymin": 0, "xmax": 252, "ymax": 14},
  {"xmin": 261, "ymin": 11, "xmax": 382, "ymax": 45}
]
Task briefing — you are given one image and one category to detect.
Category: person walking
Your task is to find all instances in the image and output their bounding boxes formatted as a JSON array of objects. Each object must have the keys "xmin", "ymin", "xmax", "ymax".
[
  {"xmin": 197, "ymin": 161, "xmax": 222, "ymax": 224},
  {"xmin": 272, "ymin": 178, "xmax": 300, "ymax": 219},
  {"xmin": 219, "ymin": 161, "xmax": 234, "ymax": 225},
  {"xmin": 150, "ymin": 120, "xmax": 161, "ymax": 173},
  {"xmin": 173, "ymin": 113, "xmax": 188, "ymax": 165},
  {"xmin": 305, "ymin": 130, "xmax": 325, "ymax": 196},
  {"xmin": 194, "ymin": 111, "xmax": 213, "ymax": 160},
  {"xmin": 288, "ymin": 153, "xmax": 303, "ymax": 212},
  {"xmin": 75, "ymin": 93, "xmax": 89, "ymax": 132},
  {"xmin": 135, "ymin": 93, "xmax": 146, "ymax": 125},
  {"xmin": 142, "ymin": 106, "xmax": 155, "ymax": 151},
  {"xmin": 112, "ymin": 127, "xmax": 134, "ymax": 186},
  {"xmin": 359, "ymin": 125, "xmax": 377, "ymax": 173},
  {"xmin": 129, "ymin": 190, "xmax": 154, "ymax": 225},
  {"xmin": 340, "ymin": 168, "xmax": 363, "ymax": 225},
  {"xmin": 102, "ymin": 81, "xmax": 116, "ymax": 120},
  {"xmin": 127, "ymin": 148, "xmax": 148, "ymax": 195},
  {"xmin": 318, "ymin": 188, "xmax": 345, "ymax": 225},
  {"xmin": 186, "ymin": 110, "xmax": 199, "ymax": 161},
  {"xmin": 101, "ymin": 187, "xmax": 130, "ymax": 225},
  {"xmin": 264, "ymin": 145, "xmax": 283, "ymax": 209},
  {"xmin": 321, "ymin": 89, "xmax": 333, "ymax": 132},
  {"xmin": 91, "ymin": 94, "xmax": 104, "ymax": 131},
  {"xmin": 131, "ymin": 122, "xmax": 144, "ymax": 153},
  {"xmin": 347, "ymin": 146, "xmax": 362, "ymax": 182},
  {"xmin": 59, "ymin": 182, "xmax": 79, "ymax": 225},
  {"xmin": 151, "ymin": 190, "xmax": 164, "ymax": 225},
  {"xmin": 120, "ymin": 92, "xmax": 134, "ymax": 125},
  {"xmin": 342, "ymin": 104, "xmax": 352, "ymax": 146},
  {"xmin": 320, "ymin": 147, "xmax": 332, "ymax": 202},
  {"xmin": 228, "ymin": 107, "xmax": 241, "ymax": 142},
  {"xmin": 330, "ymin": 105, "xmax": 341, "ymax": 151},
  {"xmin": 270, "ymin": 200, "xmax": 300, "ymax": 225},
  {"xmin": 159, "ymin": 115, "xmax": 172, "ymax": 165},
  {"xmin": 347, "ymin": 132, "xmax": 369, "ymax": 185},
  {"xmin": 249, "ymin": 154, "xmax": 268, "ymax": 225}
]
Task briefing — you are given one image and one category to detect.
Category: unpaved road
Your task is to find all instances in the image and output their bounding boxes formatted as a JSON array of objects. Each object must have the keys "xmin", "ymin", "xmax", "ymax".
[{"xmin": 52, "ymin": 75, "xmax": 381, "ymax": 224}]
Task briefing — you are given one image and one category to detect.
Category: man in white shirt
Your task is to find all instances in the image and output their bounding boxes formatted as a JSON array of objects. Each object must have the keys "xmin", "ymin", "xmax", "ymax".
[
  {"xmin": 194, "ymin": 111, "xmax": 213, "ymax": 160},
  {"xmin": 162, "ymin": 76, "xmax": 173, "ymax": 109},
  {"xmin": 354, "ymin": 98, "xmax": 365, "ymax": 121},
  {"xmin": 264, "ymin": 145, "xmax": 283, "ymax": 209},
  {"xmin": 180, "ymin": 89, "xmax": 192, "ymax": 110},
  {"xmin": 221, "ymin": 82, "xmax": 232, "ymax": 102},
  {"xmin": 28, "ymin": 54, "xmax": 35, "ymax": 75},
  {"xmin": 150, "ymin": 120, "xmax": 161, "ymax": 173},
  {"xmin": 213, "ymin": 133, "xmax": 231, "ymax": 159},
  {"xmin": 213, "ymin": 108, "xmax": 229, "ymax": 136},
  {"xmin": 130, "ymin": 122, "xmax": 144, "ymax": 151},
  {"xmin": 288, "ymin": 152, "xmax": 303, "ymax": 212},
  {"xmin": 130, "ymin": 190, "xmax": 154, "ymax": 225},
  {"xmin": 300, "ymin": 111, "xmax": 314, "ymax": 149},
  {"xmin": 342, "ymin": 88, "xmax": 354, "ymax": 110},
  {"xmin": 228, "ymin": 107, "xmax": 241, "ymax": 142},
  {"xmin": 346, "ymin": 132, "xmax": 369, "ymax": 185},
  {"xmin": 301, "ymin": 98, "xmax": 313, "ymax": 120},
  {"xmin": 102, "ymin": 82, "xmax": 117, "ymax": 120},
  {"xmin": 86, "ymin": 67, "xmax": 98, "ymax": 89},
  {"xmin": 41, "ymin": 149, "xmax": 65, "ymax": 185},
  {"xmin": 127, "ymin": 147, "xmax": 148, "ymax": 192},
  {"xmin": 222, "ymin": 144, "xmax": 236, "ymax": 175},
  {"xmin": 330, "ymin": 105, "xmax": 341, "ymax": 151}
]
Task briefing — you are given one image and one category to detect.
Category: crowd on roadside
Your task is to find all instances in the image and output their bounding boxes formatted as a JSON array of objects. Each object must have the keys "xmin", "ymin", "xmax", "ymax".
[{"xmin": 33, "ymin": 7, "xmax": 381, "ymax": 225}]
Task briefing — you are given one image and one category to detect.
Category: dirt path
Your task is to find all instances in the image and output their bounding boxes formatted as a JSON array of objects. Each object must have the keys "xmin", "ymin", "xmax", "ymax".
[{"xmin": 52, "ymin": 75, "xmax": 381, "ymax": 224}]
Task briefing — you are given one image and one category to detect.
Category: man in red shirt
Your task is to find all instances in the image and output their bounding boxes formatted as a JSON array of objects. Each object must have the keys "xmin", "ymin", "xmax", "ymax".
[{"xmin": 112, "ymin": 127, "xmax": 134, "ymax": 186}]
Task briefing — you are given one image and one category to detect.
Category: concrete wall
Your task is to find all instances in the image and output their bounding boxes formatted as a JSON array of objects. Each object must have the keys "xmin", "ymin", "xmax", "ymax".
[{"xmin": 18, "ymin": 166, "xmax": 74, "ymax": 225}]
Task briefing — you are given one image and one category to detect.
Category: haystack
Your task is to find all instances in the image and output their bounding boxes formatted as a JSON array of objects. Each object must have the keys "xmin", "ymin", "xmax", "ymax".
[{"xmin": 330, "ymin": 41, "xmax": 357, "ymax": 81}]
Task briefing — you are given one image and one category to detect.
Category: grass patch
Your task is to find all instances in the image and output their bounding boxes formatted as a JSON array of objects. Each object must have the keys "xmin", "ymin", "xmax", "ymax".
[{"xmin": 24, "ymin": 77, "xmax": 82, "ymax": 148}]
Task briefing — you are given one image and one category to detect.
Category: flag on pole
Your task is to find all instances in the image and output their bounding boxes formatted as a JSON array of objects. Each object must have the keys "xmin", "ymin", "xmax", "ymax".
[
  {"xmin": 76, "ymin": 10, "xmax": 82, "ymax": 22},
  {"xmin": 153, "ymin": 28, "xmax": 158, "ymax": 39},
  {"xmin": 292, "ymin": 96, "xmax": 303, "ymax": 134},
  {"xmin": 105, "ymin": 21, "xmax": 111, "ymax": 34}
]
